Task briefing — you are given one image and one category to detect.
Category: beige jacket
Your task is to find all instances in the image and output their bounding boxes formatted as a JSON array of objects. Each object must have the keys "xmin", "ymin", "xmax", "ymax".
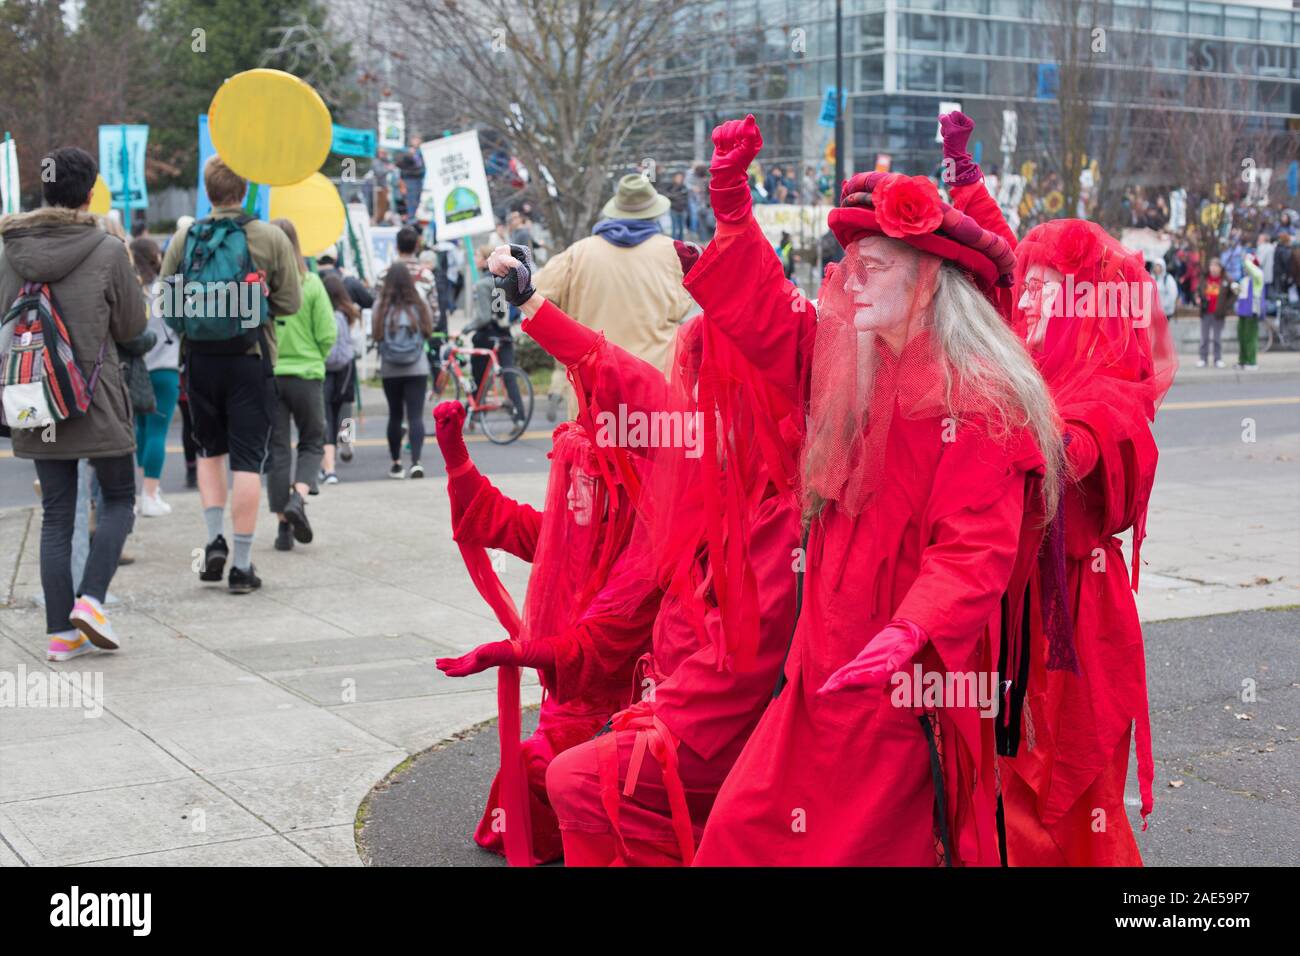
[{"xmin": 533, "ymin": 232, "xmax": 693, "ymax": 375}]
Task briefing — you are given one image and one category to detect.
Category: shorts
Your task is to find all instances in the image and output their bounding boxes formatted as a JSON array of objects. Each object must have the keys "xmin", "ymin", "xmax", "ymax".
[{"xmin": 184, "ymin": 351, "xmax": 274, "ymax": 474}]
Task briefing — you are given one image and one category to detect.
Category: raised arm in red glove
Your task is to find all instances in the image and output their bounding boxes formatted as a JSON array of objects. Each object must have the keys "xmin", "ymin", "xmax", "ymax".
[
  {"xmin": 709, "ymin": 114, "xmax": 764, "ymax": 225},
  {"xmin": 939, "ymin": 110, "xmax": 981, "ymax": 187},
  {"xmin": 434, "ymin": 400, "xmax": 475, "ymax": 480}
]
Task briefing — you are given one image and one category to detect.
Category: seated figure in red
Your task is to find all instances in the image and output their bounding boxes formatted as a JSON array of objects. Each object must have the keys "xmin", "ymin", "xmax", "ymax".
[{"xmin": 433, "ymin": 406, "xmax": 646, "ymax": 865}]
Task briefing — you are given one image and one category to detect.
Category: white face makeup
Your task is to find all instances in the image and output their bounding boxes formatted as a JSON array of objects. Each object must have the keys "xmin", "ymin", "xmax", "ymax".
[
  {"xmin": 845, "ymin": 237, "xmax": 921, "ymax": 340},
  {"xmin": 566, "ymin": 470, "xmax": 596, "ymax": 527},
  {"xmin": 1018, "ymin": 262, "xmax": 1065, "ymax": 350}
]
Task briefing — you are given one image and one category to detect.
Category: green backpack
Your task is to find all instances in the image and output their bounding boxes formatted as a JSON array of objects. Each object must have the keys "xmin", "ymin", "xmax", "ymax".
[{"xmin": 163, "ymin": 215, "xmax": 269, "ymax": 353}]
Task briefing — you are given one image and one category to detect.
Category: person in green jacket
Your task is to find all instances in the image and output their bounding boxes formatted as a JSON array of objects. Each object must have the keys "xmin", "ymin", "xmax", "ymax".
[{"xmin": 268, "ymin": 219, "xmax": 337, "ymax": 551}]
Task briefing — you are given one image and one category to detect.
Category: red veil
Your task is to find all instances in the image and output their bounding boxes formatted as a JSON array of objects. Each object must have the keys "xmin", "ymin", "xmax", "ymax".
[
  {"xmin": 1012, "ymin": 219, "xmax": 1177, "ymax": 589},
  {"xmin": 637, "ymin": 315, "xmax": 800, "ymax": 673}
]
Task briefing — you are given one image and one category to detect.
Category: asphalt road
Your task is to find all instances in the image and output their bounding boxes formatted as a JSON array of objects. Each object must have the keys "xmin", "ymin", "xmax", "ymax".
[{"xmin": 357, "ymin": 608, "xmax": 1299, "ymax": 867}]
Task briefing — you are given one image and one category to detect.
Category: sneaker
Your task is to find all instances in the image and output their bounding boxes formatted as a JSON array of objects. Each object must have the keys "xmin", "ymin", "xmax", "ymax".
[
  {"xmin": 389, "ymin": 463, "xmax": 406, "ymax": 479},
  {"xmin": 318, "ymin": 468, "xmax": 327, "ymax": 483},
  {"xmin": 1214, "ymin": 359, "xmax": 1226, "ymax": 368},
  {"xmin": 228, "ymin": 563, "xmax": 262, "ymax": 594},
  {"xmin": 185, "ymin": 467, "xmax": 198, "ymax": 489},
  {"xmin": 308, "ymin": 485, "xmax": 320, "ymax": 496},
  {"xmin": 323, "ymin": 472, "xmax": 339, "ymax": 485},
  {"xmin": 47, "ymin": 631, "xmax": 95, "ymax": 662},
  {"xmin": 283, "ymin": 490, "xmax": 313, "ymax": 544},
  {"xmin": 275, "ymin": 521, "xmax": 294, "ymax": 552},
  {"xmin": 1244, "ymin": 364, "xmax": 1259, "ymax": 371},
  {"xmin": 339, "ymin": 445, "xmax": 353, "ymax": 463},
  {"xmin": 408, "ymin": 463, "xmax": 425, "ymax": 479},
  {"xmin": 200, "ymin": 534, "xmax": 229, "ymax": 582},
  {"xmin": 1195, "ymin": 359, "xmax": 1207, "ymax": 368},
  {"xmin": 69, "ymin": 595, "xmax": 119, "ymax": 650},
  {"xmin": 138, "ymin": 491, "xmax": 172, "ymax": 517}
]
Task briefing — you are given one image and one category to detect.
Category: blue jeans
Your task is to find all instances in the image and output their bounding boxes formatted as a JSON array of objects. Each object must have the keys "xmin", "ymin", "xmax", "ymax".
[{"xmin": 671, "ymin": 211, "xmax": 687, "ymax": 241}]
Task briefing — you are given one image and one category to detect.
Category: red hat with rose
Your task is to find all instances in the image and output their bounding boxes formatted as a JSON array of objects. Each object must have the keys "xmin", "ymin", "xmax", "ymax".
[{"xmin": 829, "ymin": 172, "xmax": 1017, "ymax": 291}]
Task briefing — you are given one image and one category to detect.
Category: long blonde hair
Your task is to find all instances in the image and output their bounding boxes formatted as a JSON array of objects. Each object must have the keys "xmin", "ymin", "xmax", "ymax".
[{"xmin": 930, "ymin": 262, "xmax": 1063, "ymax": 518}]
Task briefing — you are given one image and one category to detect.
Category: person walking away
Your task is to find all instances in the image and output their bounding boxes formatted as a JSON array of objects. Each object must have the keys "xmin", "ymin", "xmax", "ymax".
[
  {"xmin": 533, "ymin": 173, "xmax": 694, "ymax": 420},
  {"xmin": 160, "ymin": 156, "xmax": 302, "ymax": 593},
  {"xmin": 1197, "ymin": 258, "xmax": 1235, "ymax": 369},
  {"xmin": 129, "ymin": 237, "xmax": 182, "ymax": 516},
  {"xmin": 1236, "ymin": 254, "xmax": 1263, "ymax": 370},
  {"xmin": 0, "ymin": 147, "xmax": 146, "ymax": 660},
  {"xmin": 1152, "ymin": 259, "xmax": 1179, "ymax": 325},
  {"xmin": 373, "ymin": 263, "xmax": 433, "ymax": 478},
  {"xmin": 320, "ymin": 272, "xmax": 359, "ymax": 484},
  {"xmin": 267, "ymin": 219, "xmax": 336, "ymax": 551}
]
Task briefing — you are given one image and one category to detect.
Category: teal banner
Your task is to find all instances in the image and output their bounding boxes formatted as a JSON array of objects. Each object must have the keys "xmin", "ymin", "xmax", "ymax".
[{"xmin": 331, "ymin": 125, "xmax": 377, "ymax": 158}]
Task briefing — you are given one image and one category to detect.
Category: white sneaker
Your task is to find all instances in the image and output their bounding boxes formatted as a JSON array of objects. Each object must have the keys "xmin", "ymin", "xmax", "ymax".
[
  {"xmin": 70, "ymin": 594, "xmax": 119, "ymax": 650},
  {"xmin": 1195, "ymin": 359, "xmax": 1207, "ymax": 368},
  {"xmin": 1214, "ymin": 360, "xmax": 1226, "ymax": 368},
  {"xmin": 388, "ymin": 463, "xmax": 406, "ymax": 479},
  {"xmin": 408, "ymin": 463, "xmax": 425, "ymax": 479},
  {"xmin": 138, "ymin": 491, "xmax": 171, "ymax": 517}
]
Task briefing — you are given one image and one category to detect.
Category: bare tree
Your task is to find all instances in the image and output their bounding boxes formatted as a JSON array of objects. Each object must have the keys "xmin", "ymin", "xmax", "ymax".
[{"xmin": 388, "ymin": 0, "xmax": 703, "ymax": 249}]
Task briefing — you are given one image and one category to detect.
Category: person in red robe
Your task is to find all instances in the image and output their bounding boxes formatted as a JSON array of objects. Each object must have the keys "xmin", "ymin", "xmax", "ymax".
[
  {"xmin": 687, "ymin": 115, "xmax": 1064, "ymax": 866},
  {"xmin": 433, "ymin": 407, "xmax": 641, "ymax": 864},
  {"xmin": 443, "ymin": 241, "xmax": 803, "ymax": 865},
  {"xmin": 998, "ymin": 219, "xmax": 1177, "ymax": 865},
  {"xmin": 935, "ymin": 112, "xmax": 1177, "ymax": 864}
]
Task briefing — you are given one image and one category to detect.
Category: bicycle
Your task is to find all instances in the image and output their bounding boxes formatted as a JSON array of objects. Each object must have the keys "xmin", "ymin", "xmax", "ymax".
[
  {"xmin": 430, "ymin": 332, "xmax": 535, "ymax": 444},
  {"xmin": 1259, "ymin": 299, "xmax": 1300, "ymax": 353}
]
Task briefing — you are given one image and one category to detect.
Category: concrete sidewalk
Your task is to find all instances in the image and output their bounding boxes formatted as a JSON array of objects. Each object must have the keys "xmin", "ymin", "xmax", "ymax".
[{"xmin": 0, "ymin": 473, "xmax": 546, "ymax": 866}]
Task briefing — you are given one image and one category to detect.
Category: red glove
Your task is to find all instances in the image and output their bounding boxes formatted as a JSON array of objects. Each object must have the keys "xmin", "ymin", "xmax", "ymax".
[
  {"xmin": 939, "ymin": 111, "xmax": 981, "ymax": 186},
  {"xmin": 840, "ymin": 171, "xmax": 873, "ymax": 203},
  {"xmin": 436, "ymin": 639, "xmax": 556, "ymax": 678},
  {"xmin": 434, "ymin": 400, "xmax": 470, "ymax": 474},
  {"xmin": 818, "ymin": 620, "xmax": 928, "ymax": 695},
  {"xmin": 674, "ymin": 240, "xmax": 702, "ymax": 276},
  {"xmin": 709, "ymin": 114, "xmax": 763, "ymax": 224}
]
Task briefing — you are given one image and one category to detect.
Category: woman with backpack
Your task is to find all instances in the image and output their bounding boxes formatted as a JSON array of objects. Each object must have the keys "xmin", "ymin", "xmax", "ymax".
[
  {"xmin": 130, "ymin": 236, "xmax": 181, "ymax": 517},
  {"xmin": 319, "ymin": 272, "xmax": 360, "ymax": 484},
  {"xmin": 373, "ymin": 262, "xmax": 433, "ymax": 479},
  {"xmin": 268, "ymin": 219, "xmax": 337, "ymax": 551}
]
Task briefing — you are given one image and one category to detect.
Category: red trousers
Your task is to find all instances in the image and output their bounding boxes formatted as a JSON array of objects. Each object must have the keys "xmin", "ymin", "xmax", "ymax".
[{"xmin": 545, "ymin": 729, "xmax": 730, "ymax": 866}]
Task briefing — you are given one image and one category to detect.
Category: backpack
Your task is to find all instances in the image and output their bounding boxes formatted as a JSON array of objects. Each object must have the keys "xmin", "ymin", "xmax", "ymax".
[
  {"xmin": 0, "ymin": 281, "xmax": 107, "ymax": 430},
  {"xmin": 163, "ymin": 216, "xmax": 269, "ymax": 353},
  {"xmin": 378, "ymin": 306, "xmax": 426, "ymax": 365},
  {"xmin": 325, "ymin": 309, "xmax": 355, "ymax": 371}
]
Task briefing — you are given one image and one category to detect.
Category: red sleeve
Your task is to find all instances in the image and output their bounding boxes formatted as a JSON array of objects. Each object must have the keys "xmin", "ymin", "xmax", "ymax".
[
  {"xmin": 547, "ymin": 522, "xmax": 662, "ymax": 703},
  {"xmin": 896, "ymin": 427, "xmax": 1037, "ymax": 674},
  {"xmin": 449, "ymin": 467, "xmax": 543, "ymax": 562},
  {"xmin": 684, "ymin": 216, "xmax": 815, "ymax": 403},
  {"xmin": 523, "ymin": 300, "xmax": 669, "ymax": 449},
  {"xmin": 949, "ymin": 180, "xmax": 1018, "ymax": 323}
]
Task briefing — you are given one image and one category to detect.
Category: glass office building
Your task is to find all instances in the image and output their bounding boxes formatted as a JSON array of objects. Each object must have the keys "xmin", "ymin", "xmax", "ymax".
[{"xmin": 654, "ymin": 0, "xmax": 1300, "ymax": 178}]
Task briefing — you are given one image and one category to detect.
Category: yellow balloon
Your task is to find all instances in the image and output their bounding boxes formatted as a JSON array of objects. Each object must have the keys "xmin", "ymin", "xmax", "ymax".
[
  {"xmin": 269, "ymin": 172, "xmax": 346, "ymax": 257},
  {"xmin": 88, "ymin": 174, "xmax": 111, "ymax": 215},
  {"xmin": 208, "ymin": 69, "xmax": 331, "ymax": 186}
]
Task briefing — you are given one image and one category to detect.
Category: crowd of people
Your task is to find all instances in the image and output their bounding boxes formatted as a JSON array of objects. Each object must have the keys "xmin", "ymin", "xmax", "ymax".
[{"xmin": 3, "ymin": 107, "xmax": 1178, "ymax": 868}]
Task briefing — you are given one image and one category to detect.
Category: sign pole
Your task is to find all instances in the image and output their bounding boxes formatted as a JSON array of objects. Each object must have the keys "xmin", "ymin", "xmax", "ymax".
[{"xmin": 120, "ymin": 123, "xmax": 129, "ymax": 225}]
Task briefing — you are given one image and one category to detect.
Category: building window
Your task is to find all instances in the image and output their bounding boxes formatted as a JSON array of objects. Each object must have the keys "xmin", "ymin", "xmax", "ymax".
[
  {"xmin": 1223, "ymin": 6, "xmax": 1258, "ymax": 41},
  {"xmin": 1187, "ymin": 2, "xmax": 1223, "ymax": 38},
  {"xmin": 905, "ymin": 54, "xmax": 941, "ymax": 91},
  {"xmin": 1151, "ymin": 0, "xmax": 1184, "ymax": 34},
  {"xmin": 1259, "ymin": 12, "xmax": 1292, "ymax": 45}
]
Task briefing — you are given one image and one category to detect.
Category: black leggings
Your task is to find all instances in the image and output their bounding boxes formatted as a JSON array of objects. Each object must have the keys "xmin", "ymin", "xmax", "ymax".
[{"xmin": 383, "ymin": 374, "xmax": 426, "ymax": 463}]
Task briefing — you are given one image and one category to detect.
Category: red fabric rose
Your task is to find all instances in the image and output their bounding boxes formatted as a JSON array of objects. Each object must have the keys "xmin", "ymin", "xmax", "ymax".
[
  {"xmin": 870, "ymin": 174, "xmax": 944, "ymax": 238},
  {"xmin": 1051, "ymin": 220, "xmax": 1098, "ymax": 275}
]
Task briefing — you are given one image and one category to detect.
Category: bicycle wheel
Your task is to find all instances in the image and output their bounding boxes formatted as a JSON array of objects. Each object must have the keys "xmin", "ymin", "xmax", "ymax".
[
  {"xmin": 477, "ymin": 366, "xmax": 534, "ymax": 445},
  {"xmin": 1259, "ymin": 319, "xmax": 1275, "ymax": 354},
  {"xmin": 431, "ymin": 365, "xmax": 464, "ymax": 402}
]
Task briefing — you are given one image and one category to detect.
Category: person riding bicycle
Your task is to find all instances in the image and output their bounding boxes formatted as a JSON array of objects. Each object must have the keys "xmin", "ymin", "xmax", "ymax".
[{"xmin": 466, "ymin": 243, "xmax": 526, "ymax": 422}]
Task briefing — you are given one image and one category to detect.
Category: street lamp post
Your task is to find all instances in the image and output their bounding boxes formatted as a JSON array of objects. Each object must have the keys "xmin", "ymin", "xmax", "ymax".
[{"xmin": 835, "ymin": 0, "xmax": 844, "ymax": 206}]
